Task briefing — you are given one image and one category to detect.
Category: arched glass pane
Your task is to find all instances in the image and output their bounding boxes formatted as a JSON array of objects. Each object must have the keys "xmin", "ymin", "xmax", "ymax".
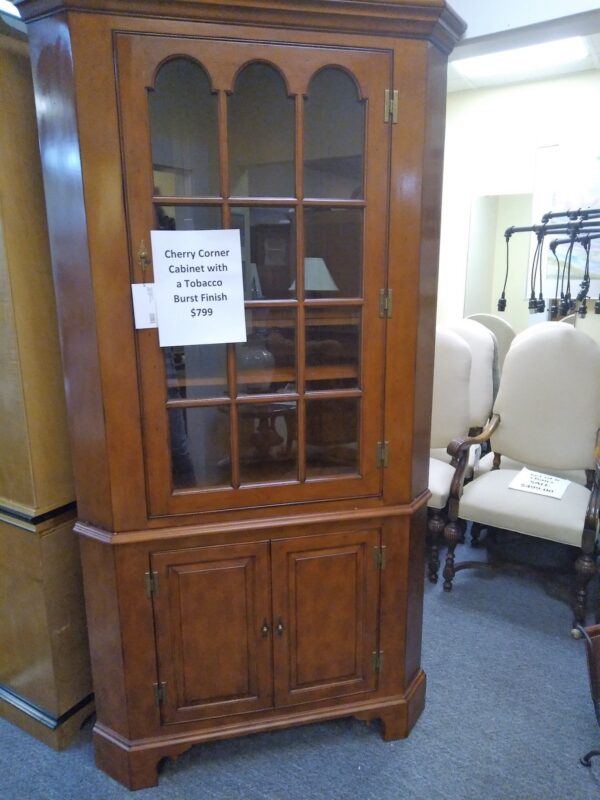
[
  {"xmin": 228, "ymin": 63, "xmax": 295, "ymax": 197},
  {"xmin": 304, "ymin": 69, "xmax": 364, "ymax": 199},
  {"xmin": 149, "ymin": 58, "xmax": 220, "ymax": 197}
]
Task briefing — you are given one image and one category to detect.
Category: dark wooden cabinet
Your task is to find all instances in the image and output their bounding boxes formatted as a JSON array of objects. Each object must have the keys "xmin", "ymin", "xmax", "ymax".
[{"xmin": 17, "ymin": 0, "xmax": 464, "ymax": 789}]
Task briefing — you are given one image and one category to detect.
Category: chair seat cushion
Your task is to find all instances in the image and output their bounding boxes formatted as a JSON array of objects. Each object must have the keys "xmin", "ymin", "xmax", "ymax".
[
  {"xmin": 473, "ymin": 451, "xmax": 588, "ymax": 486},
  {"xmin": 428, "ymin": 458, "xmax": 456, "ymax": 510},
  {"xmin": 460, "ymin": 469, "xmax": 591, "ymax": 547}
]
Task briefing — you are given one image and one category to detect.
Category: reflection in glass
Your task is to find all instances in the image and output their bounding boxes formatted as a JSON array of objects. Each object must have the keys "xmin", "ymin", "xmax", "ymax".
[
  {"xmin": 306, "ymin": 398, "xmax": 359, "ymax": 477},
  {"xmin": 237, "ymin": 308, "xmax": 296, "ymax": 395},
  {"xmin": 306, "ymin": 308, "xmax": 360, "ymax": 391},
  {"xmin": 239, "ymin": 402, "xmax": 298, "ymax": 484},
  {"xmin": 165, "ymin": 345, "xmax": 228, "ymax": 400},
  {"xmin": 149, "ymin": 58, "xmax": 220, "ymax": 197},
  {"xmin": 304, "ymin": 68, "xmax": 364, "ymax": 199},
  {"xmin": 229, "ymin": 63, "xmax": 295, "ymax": 197},
  {"xmin": 154, "ymin": 205, "xmax": 221, "ymax": 231},
  {"xmin": 170, "ymin": 406, "xmax": 231, "ymax": 489},
  {"xmin": 304, "ymin": 207, "xmax": 362, "ymax": 298},
  {"xmin": 235, "ymin": 206, "xmax": 296, "ymax": 299}
]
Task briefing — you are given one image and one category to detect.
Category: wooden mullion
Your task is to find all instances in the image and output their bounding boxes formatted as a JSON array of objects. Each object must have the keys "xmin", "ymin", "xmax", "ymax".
[
  {"xmin": 229, "ymin": 357, "xmax": 240, "ymax": 490},
  {"xmin": 217, "ymin": 88, "xmax": 240, "ymax": 488},
  {"xmin": 294, "ymin": 92, "xmax": 306, "ymax": 482},
  {"xmin": 303, "ymin": 198, "xmax": 366, "ymax": 208},
  {"xmin": 152, "ymin": 196, "xmax": 223, "ymax": 206},
  {"xmin": 304, "ymin": 388, "xmax": 363, "ymax": 400},
  {"xmin": 229, "ymin": 197, "xmax": 297, "ymax": 206}
]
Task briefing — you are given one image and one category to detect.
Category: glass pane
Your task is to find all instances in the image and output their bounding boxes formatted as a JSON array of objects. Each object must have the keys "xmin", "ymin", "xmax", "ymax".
[
  {"xmin": 306, "ymin": 308, "xmax": 360, "ymax": 391},
  {"xmin": 239, "ymin": 402, "xmax": 298, "ymax": 484},
  {"xmin": 149, "ymin": 58, "xmax": 220, "ymax": 197},
  {"xmin": 304, "ymin": 69, "xmax": 364, "ymax": 199},
  {"xmin": 306, "ymin": 398, "xmax": 359, "ymax": 477},
  {"xmin": 237, "ymin": 308, "xmax": 296, "ymax": 395},
  {"xmin": 165, "ymin": 345, "xmax": 228, "ymax": 400},
  {"xmin": 228, "ymin": 63, "xmax": 295, "ymax": 197},
  {"xmin": 169, "ymin": 406, "xmax": 231, "ymax": 489},
  {"xmin": 234, "ymin": 207, "xmax": 296, "ymax": 299},
  {"xmin": 304, "ymin": 208, "xmax": 362, "ymax": 298},
  {"xmin": 154, "ymin": 205, "xmax": 221, "ymax": 231}
]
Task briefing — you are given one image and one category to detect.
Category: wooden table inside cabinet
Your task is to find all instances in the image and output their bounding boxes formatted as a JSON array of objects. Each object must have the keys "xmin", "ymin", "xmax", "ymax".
[{"xmin": 78, "ymin": 506, "xmax": 427, "ymax": 791}]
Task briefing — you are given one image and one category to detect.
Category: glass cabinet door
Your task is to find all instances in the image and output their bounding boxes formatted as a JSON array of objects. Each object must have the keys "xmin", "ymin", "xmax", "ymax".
[{"xmin": 116, "ymin": 34, "xmax": 392, "ymax": 515}]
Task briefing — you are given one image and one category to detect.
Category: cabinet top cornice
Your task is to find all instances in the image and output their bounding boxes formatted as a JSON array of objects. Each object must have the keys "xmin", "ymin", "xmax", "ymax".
[{"xmin": 15, "ymin": 0, "xmax": 466, "ymax": 53}]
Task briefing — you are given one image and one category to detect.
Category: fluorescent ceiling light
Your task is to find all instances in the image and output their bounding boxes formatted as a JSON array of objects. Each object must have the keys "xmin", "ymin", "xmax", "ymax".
[
  {"xmin": 454, "ymin": 37, "xmax": 588, "ymax": 80},
  {"xmin": 0, "ymin": 1, "xmax": 20, "ymax": 16}
]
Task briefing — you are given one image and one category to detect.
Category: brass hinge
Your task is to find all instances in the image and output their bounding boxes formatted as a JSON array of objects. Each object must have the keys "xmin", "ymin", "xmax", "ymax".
[
  {"xmin": 376, "ymin": 441, "xmax": 389, "ymax": 468},
  {"xmin": 373, "ymin": 650, "xmax": 384, "ymax": 673},
  {"xmin": 144, "ymin": 570, "xmax": 159, "ymax": 598},
  {"xmin": 379, "ymin": 288, "xmax": 393, "ymax": 318},
  {"xmin": 384, "ymin": 89, "xmax": 398, "ymax": 123},
  {"xmin": 373, "ymin": 545, "xmax": 387, "ymax": 570},
  {"xmin": 154, "ymin": 681, "xmax": 166, "ymax": 705}
]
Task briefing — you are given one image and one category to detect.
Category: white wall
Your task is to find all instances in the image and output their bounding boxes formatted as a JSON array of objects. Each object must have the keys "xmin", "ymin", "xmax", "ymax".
[
  {"xmin": 448, "ymin": 0, "xmax": 600, "ymax": 38},
  {"xmin": 438, "ymin": 68, "xmax": 600, "ymax": 331}
]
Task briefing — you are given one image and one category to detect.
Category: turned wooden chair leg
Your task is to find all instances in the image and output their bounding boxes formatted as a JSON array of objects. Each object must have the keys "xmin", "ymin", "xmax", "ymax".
[
  {"xmin": 443, "ymin": 518, "xmax": 462, "ymax": 592},
  {"xmin": 574, "ymin": 552, "xmax": 596, "ymax": 627},
  {"xmin": 581, "ymin": 750, "xmax": 600, "ymax": 767},
  {"xmin": 470, "ymin": 522, "xmax": 483, "ymax": 548},
  {"xmin": 427, "ymin": 509, "xmax": 446, "ymax": 584}
]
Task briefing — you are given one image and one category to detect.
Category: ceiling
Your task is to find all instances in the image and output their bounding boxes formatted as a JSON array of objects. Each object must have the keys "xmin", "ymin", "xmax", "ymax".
[
  {"xmin": 2, "ymin": 0, "xmax": 600, "ymax": 93},
  {"xmin": 447, "ymin": 4, "xmax": 600, "ymax": 93}
]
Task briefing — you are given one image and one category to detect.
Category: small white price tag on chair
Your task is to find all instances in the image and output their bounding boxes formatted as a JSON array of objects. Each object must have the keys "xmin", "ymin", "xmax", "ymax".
[{"xmin": 509, "ymin": 468, "xmax": 570, "ymax": 499}]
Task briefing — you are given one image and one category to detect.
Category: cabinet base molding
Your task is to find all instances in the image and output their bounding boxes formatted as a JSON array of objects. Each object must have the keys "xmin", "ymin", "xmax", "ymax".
[{"xmin": 94, "ymin": 671, "xmax": 425, "ymax": 790}]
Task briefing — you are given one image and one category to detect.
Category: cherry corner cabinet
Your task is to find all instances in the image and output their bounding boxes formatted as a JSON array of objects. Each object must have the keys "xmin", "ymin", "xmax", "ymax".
[{"xmin": 16, "ymin": 0, "xmax": 464, "ymax": 789}]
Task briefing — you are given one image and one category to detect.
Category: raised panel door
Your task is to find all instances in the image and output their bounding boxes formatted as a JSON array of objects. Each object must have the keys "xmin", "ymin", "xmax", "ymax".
[
  {"xmin": 150, "ymin": 541, "xmax": 273, "ymax": 724},
  {"xmin": 271, "ymin": 529, "xmax": 381, "ymax": 707}
]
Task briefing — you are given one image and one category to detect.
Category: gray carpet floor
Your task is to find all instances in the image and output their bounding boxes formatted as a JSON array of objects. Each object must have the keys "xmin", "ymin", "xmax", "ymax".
[{"xmin": 2, "ymin": 533, "xmax": 600, "ymax": 799}]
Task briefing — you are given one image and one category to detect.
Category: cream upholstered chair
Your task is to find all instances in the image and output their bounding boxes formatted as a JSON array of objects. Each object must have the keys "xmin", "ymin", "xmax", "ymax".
[
  {"xmin": 473, "ymin": 320, "xmax": 587, "ymax": 489},
  {"xmin": 467, "ymin": 313, "xmax": 515, "ymax": 375},
  {"xmin": 442, "ymin": 322, "xmax": 600, "ymax": 629},
  {"xmin": 427, "ymin": 328, "xmax": 471, "ymax": 583},
  {"xmin": 446, "ymin": 318, "xmax": 497, "ymax": 435}
]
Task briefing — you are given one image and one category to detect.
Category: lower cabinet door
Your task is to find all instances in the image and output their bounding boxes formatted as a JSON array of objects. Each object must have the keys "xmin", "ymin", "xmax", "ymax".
[
  {"xmin": 151, "ymin": 541, "xmax": 273, "ymax": 724},
  {"xmin": 271, "ymin": 528, "xmax": 381, "ymax": 707}
]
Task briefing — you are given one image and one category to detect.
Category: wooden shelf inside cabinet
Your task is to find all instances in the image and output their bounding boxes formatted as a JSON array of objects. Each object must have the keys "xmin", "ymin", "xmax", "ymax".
[
  {"xmin": 17, "ymin": 0, "xmax": 464, "ymax": 788},
  {"xmin": 167, "ymin": 363, "xmax": 358, "ymax": 391}
]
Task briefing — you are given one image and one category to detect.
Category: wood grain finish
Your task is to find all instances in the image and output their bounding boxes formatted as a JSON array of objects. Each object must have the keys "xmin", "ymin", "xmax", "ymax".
[
  {"xmin": 0, "ymin": 19, "xmax": 73, "ymax": 515},
  {"xmin": 151, "ymin": 541, "xmax": 273, "ymax": 723},
  {"xmin": 17, "ymin": 0, "xmax": 461, "ymax": 787},
  {"xmin": 16, "ymin": 0, "xmax": 466, "ymax": 53}
]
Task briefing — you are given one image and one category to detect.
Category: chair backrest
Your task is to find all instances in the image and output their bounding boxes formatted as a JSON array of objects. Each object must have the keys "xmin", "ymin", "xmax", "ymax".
[
  {"xmin": 447, "ymin": 318, "xmax": 497, "ymax": 430},
  {"xmin": 467, "ymin": 313, "xmax": 515, "ymax": 373},
  {"xmin": 430, "ymin": 328, "xmax": 471, "ymax": 449},
  {"xmin": 492, "ymin": 322, "xmax": 600, "ymax": 470}
]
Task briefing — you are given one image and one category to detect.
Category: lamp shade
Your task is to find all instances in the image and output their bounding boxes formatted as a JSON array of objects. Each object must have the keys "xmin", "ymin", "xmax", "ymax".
[{"xmin": 289, "ymin": 257, "xmax": 338, "ymax": 291}]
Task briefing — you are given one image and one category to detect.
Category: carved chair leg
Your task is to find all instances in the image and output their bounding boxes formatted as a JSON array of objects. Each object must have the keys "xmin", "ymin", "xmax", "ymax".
[
  {"xmin": 470, "ymin": 522, "xmax": 483, "ymax": 548},
  {"xmin": 581, "ymin": 750, "xmax": 600, "ymax": 767},
  {"xmin": 427, "ymin": 509, "xmax": 446, "ymax": 583},
  {"xmin": 443, "ymin": 519, "xmax": 462, "ymax": 592},
  {"xmin": 574, "ymin": 552, "xmax": 596, "ymax": 627}
]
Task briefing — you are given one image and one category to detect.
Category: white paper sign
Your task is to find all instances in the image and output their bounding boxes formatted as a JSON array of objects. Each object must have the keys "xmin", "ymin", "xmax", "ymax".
[
  {"xmin": 509, "ymin": 468, "xmax": 570, "ymax": 499},
  {"xmin": 131, "ymin": 283, "xmax": 158, "ymax": 329},
  {"xmin": 150, "ymin": 229, "xmax": 247, "ymax": 347}
]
